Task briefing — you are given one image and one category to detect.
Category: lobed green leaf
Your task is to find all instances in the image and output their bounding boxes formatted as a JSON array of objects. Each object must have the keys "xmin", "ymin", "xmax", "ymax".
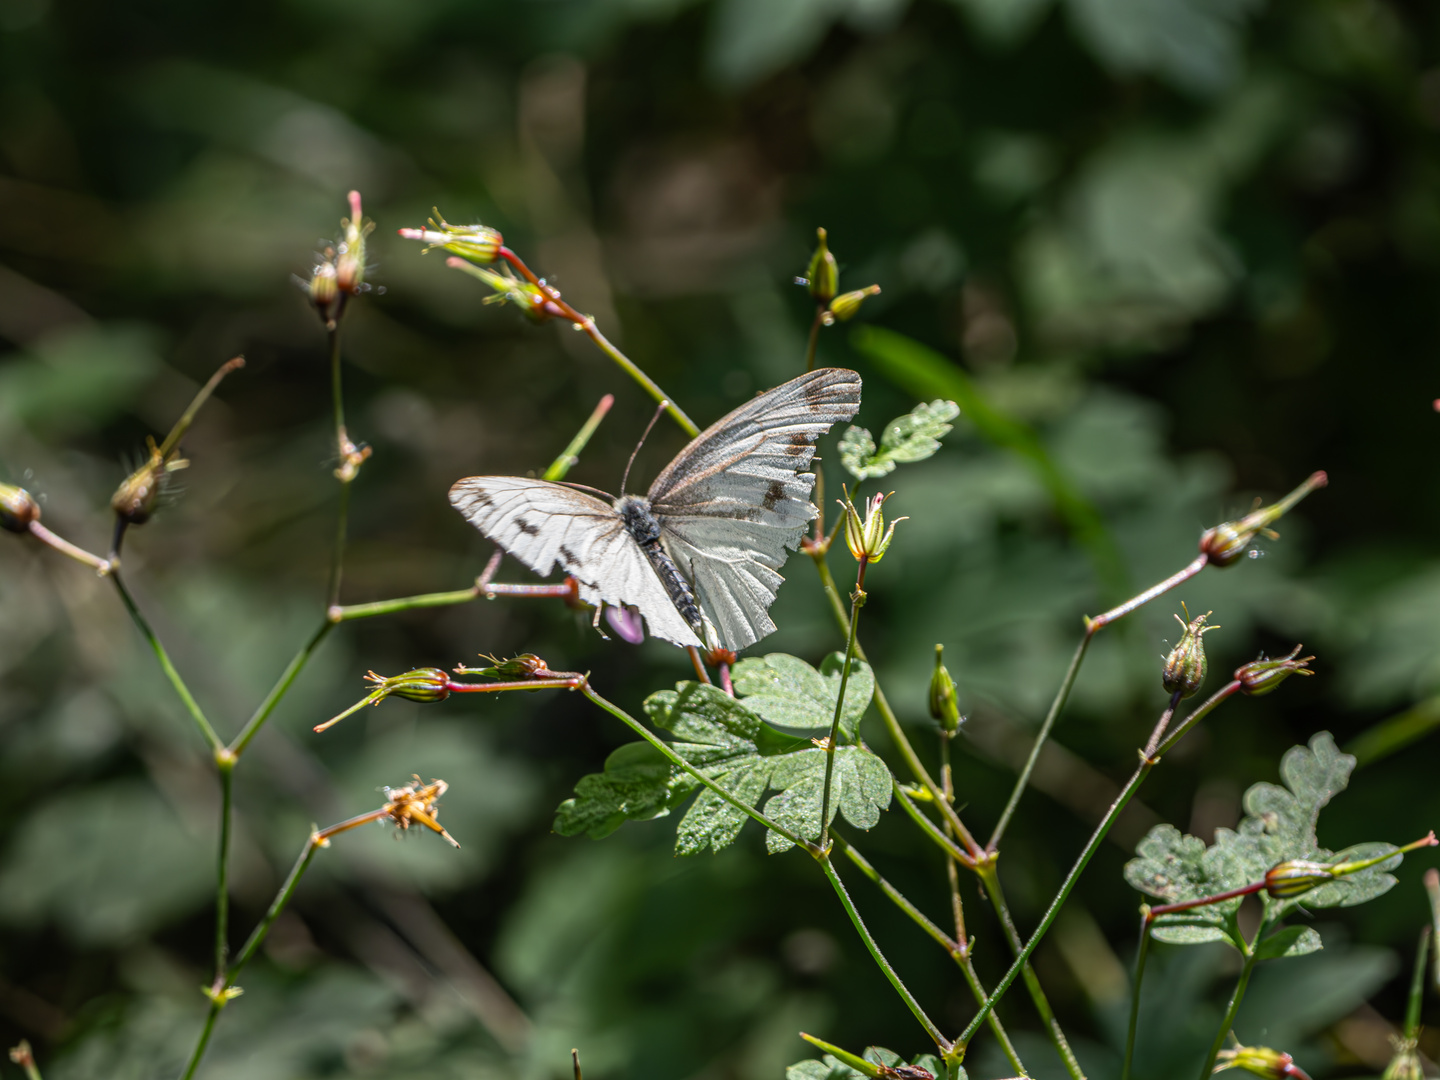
[
  {"xmin": 732, "ymin": 651, "xmax": 874, "ymax": 738},
  {"xmin": 838, "ymin": 400, "xmax": 959, "ymax": 480}
]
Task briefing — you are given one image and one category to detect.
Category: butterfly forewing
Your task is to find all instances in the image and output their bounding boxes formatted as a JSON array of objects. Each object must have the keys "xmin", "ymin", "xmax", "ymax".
[
  {"xmin": 647, "ymin": 367, "xmax": 862, "ymax": 650},
  {"xmin": 448, "ymin": 476, "xmax": 703, "ymax": 648}
]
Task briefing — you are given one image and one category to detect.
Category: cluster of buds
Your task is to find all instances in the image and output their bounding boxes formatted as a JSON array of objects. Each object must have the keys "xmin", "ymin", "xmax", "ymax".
[
  {"xmin": 799, "ymin": 228, "xmax": 882, "ymax": 326},
  {"xmin": 1162, "ymin": 604, "xmax": 1219, "ymax": 698},
  {"xmin": 1200, "ymin": 472, "xmax": 1327, "ymax": 567},
  {"xmin": 304, "ymin": 191, "xmax": 374, "ymax": 329},
  {"xmin": 1264, "ymin": 832, "xmax": 1437, "ymax": 900},
  {"xmin": 929, "ymin": 644, "xmax": 961, "ymax": 733},
  {"xmin": 841, "ymin": 490, "xmax": 906, "ymax": 565},
  {"xmin": 1235, "ymin": 646, "xmax": 1314, "ymax": 696},
  {"xmin": 1213, "ymin": 1043, "xmax": 1311, "ymax": 1078}
]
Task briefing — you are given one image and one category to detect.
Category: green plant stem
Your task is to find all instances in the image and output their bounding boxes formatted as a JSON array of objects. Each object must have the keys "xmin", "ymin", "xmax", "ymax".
[
  {"xmin": 329, "ymin": 326, "xmax": 345, "ymax": 447},
  {"xmin": 213, "ymin": 759, "xmax": 234, "ymax": 981},
  {"xmin": 109, "ymin": 571, "xmax": 222, "ymax": 753},
  {"xmin": 837, "ymin": 837, "xmax": 1028, "ymax": 1077},
  {"xmin": 157, "ymin": 356, "xmax": 245, "ymax": 460},
  {"xmin": 543, "ymin": 393, "xmax": 614, "ymax": 481},
  {"xmin": 331, "ymin": 585, "xmax": 483, "ymax": 620},
  {"xmin": 1405, "ymin": 926, "xmax": 1430, "ymax": 1039},
  {"xmin": 978, "ymin": 863, "xmax": 1085, "ymax": 1080},
  {"xmin": 229, "ymin": 621, "xmax": 333, "ymax": 756},
  {"xmin": 820, "ymin": 562, "xmax": 866, "ymax": 850},
  {"xmin": 960, "ymin": 686, "xmax": 1226, "ymax": 1049},
  {"xmin": 498, "ymin": 247, "xmax": 698, "ymax": 438},
  {"xmin": 1122, "ymin": 909, "xmax": 1151, "ymax": 1080},
  {"xmin": 988, "ymin": 632, "xmax": 1092, "ymax": 851},
  {"xmin": 1197, "ymin": 944, "xmax": 1261, "ymax": 1079},
  {"xmin": 893, "ymin": 781, "xmax": 973, "ymax": 866},
  {"xmin": 27, "ymin": 521, "xmax": 113, "ymax": 573},
  {"xmin": 810, "ymin": 551, "xmax": 984, "ymax": 858},
  {"xmin": 989, "ymin": 553, "xmax": 1213, "ymax": 853},
  {"xmin": 328, "ymin": 477, "xmax": 351, "ymax": 610},
  {"xmin": 580, "ymin": 684, "xmax": 807, "ymax": 850},
  {"xmin": 805, "ymin": 304, "xmax": 824, "ymax": 372},
  {"xmin": 180, "ymin": 831, "xmax": 326, "ymax": 1080},
  {"xmin": 1426, "ymin": 869, "xmax": 1440, "ymax": 991},
  {"xmin": 817, "ymin": 854, "xmax": 950, "ymax": 1052}
]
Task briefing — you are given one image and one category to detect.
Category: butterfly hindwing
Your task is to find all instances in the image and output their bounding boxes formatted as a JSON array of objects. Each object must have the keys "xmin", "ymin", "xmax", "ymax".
[{"xmin": 448, "ymin": 477, "xmax": 702, "ymax": 647}]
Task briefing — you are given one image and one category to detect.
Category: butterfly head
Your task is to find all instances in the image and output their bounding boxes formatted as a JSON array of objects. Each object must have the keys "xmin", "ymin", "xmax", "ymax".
[{"xmin": 615, "ymin": 494, "xmax": 661, "ymax": 544}]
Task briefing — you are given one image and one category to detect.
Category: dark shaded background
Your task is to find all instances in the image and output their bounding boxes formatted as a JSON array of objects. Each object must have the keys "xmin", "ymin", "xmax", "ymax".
[{"xmin": 1, "ymin": 0, "xmax": 1438, "ymax": 1077}]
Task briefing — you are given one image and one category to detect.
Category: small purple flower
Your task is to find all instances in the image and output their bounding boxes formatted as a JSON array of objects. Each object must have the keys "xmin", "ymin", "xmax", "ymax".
[{"xmin": 605, "ymin": 604, "xmax": 646, "ymax": 645}]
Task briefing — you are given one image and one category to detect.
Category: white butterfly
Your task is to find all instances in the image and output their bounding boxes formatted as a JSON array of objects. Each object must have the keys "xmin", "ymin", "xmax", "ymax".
[{"xmin": 450, "ymin": 368, "xmax": 862, "ymax": 652}]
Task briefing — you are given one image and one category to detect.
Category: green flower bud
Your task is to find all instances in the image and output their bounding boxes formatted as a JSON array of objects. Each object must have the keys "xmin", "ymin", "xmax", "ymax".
[
  {"xmin": 1213, "ymin": 1044, "xmax": 1304, "ymax": 1078},
  {"xmin": 826, "ymin": 284, "xmax": 880, "ymax": 324},
  {"xmin": 398, "ymin": 211, "xmax": 504, "ymax": 265},
  {"xmin": 1199, "ymin": 472, "xmax": 1327, "ymax": 568},
  {"xmin": 1263, "ymin": 859, "xmax": 1335, "ymax": 899},
  {"xmin": 111, "ymin": 440, "xmax": 188, "ymax": 527},
  {"xmin": 1236, "ymin": 646, "xmax": 1314, "ymax": 696},
  {"xmin": 334, "ymin": 190, "xmax": 373, "ymax": 296},
  {"xmin": 1162, "ymin": 605, "xmax": 1218, "ymax": 698},
  {"xmin": 306, "ymin": 257, "xmax": 344, "ymax": 329},
  {"xmin": 368, "ymin": 667, "xmax": 451, "ymax": 703},
  {"xmin": 0, "ymin": 483, "xmax": 40, "ymax": 533},
  {"xmin": 806, "ymin": 227, "xmax": 838, "ymax": 303},
  {"xmin": 929, "ymin": 644, "xmax": 960, "ymax": 733},
  {"xmin": 841, "ymin": 490, "xmax": 906, "ymax": 564}
]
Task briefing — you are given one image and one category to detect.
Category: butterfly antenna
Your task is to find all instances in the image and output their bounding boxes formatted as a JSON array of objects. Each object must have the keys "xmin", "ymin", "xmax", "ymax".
[{"xmin": 620, "ymin": 400, "xmax": 669, "ymax": 495}]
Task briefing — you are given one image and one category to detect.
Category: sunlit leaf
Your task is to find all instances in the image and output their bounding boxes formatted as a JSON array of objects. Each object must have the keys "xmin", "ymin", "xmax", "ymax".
[
  {"xmin": 1254, "ymin": 925, "xmax": 1322, "ymax": 960},
  {"xmin": 838, "ymin": 400, "xmax": 959, "ymax": 480},
  {"xmin": 732, "ymin": 651, "xmax": 874, "ymax": 738}
]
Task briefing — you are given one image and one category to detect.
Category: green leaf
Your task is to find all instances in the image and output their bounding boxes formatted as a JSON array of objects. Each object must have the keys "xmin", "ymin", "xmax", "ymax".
[
  {"xmin": 732, "ymin": 652, "xmax": 874, "ymax": 738},
  {"xmin": 1126, "ymin": 732, "xmax": 1409, "ymax": 946},
  {"xmin": 763, "ymin": 745, "xmax": 893, "ymax": 853},
  {"xmin": 1254, "ymin": 925, "xmax": 1323, "ymax": 960},
  {"xmin": 557, "ymin": 671, "xmax": 890, "ymax": 856},
  {"xmin": 786, "ymin": 1045, "xmax": 952, "ymax": 1080},
  {"xmin": 838, "ymin": 400, "xmax": 959, "ymax": 480},
  {"xmin": 553, "ymin": 741, "xmax": 693, "ymax": 840}
]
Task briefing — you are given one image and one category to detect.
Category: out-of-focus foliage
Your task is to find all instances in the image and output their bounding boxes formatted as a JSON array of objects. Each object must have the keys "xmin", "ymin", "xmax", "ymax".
[{"xmin": 2, "ymin": 0, "xmax": 1439, "ymax": 1077}]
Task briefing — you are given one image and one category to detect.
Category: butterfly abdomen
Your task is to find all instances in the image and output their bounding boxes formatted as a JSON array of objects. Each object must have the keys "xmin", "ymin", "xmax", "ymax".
[{"xmin": 616, "ymin": 495, "xmax": 704, "ymax": 635}]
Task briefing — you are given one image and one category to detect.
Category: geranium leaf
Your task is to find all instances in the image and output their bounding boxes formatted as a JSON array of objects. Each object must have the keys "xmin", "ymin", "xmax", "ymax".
[
  {"xmin": 838, "ymin": 400, "xmax": 959, "ymax": 480},
  {"xmin": 732, "ymin": 652, "xmax": 874, "ymax": 739}
]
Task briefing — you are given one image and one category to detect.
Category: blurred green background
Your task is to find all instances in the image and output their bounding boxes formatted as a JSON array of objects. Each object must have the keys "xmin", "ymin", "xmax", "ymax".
[{"xmin": 1, "ymin": 0, "xmax": 1439, "ymax": 1077}]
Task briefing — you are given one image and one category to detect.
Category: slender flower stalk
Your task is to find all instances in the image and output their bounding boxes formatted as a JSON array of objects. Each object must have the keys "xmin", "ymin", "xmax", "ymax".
[
  {"xmin": 1122, "ymin": 910, "xmax": 1152, "ymax": 1080},
  {"xmin": 819, "ymin": 560, "xmax": 866, "ymax": 852},
  {"xmin": 1199, "ymin": 947, "xmax": 1263, "ymax": 1079}
]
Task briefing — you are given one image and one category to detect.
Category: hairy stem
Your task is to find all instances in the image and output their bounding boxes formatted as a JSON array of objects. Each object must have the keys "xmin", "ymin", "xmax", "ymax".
[
  {"xmin": 332, "ymin": 584, "xmax": 483, "ymax": 621},
  {"xmin": 581, "ymin": 684, "xmax": 805, "ymax": 849},
  {"xmin": 960, "ymin": 687, "xmax": 1224, "ymax": 1049},
  {"xmin": 989, "ymin": 631, "xmax": 1092, "ymax": 851},
  {"xmin": 498, "ymin": 247, "xmax": 698, "ymax": 437},
  {"xmin": 1122, "ymin": 910, "xmax": 1151, "ymax": 1080},
  {"xmin": 213, "ymin": 758, "xmax": 234, "ymax": 982},
  {"xmin": 805, "ymin": 304, "xmax": 824, "ymax": 372},
  {"xmin": 229, "ymin": 621, "xmax": 333, "ymax": 756},
  {"xmin": 110, "ymin": 571, "xmax": 222, "ymax": 752},
  {"xmin": 811, "ymin": 552, "xmax": 984, "ymax": 858},
  {"xmin": 817, "ymin": 855, "xmax": 950, "ymax": 1052},
  {"xmin": 1198, "ymin": 945, "xmax": 1260, "ymax": 1079},
  {"xmin": 820, "ymin": 562, "xmax": 865, "ymax": 850},
  {"xmin": 837, "ymin": 837, "xmax": 1029, "ymax": 1076},
  {"xmin": 978, "ymin": 863, "xmax": 1085, "ymax": 1080}
]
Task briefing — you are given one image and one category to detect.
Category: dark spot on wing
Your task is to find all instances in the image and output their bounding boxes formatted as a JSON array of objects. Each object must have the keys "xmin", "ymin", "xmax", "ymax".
[
  {"xmin": 516, "ymin": 518, "xmax": 540, "ymax": 536},
  {"xmin": 559, "ymin": 544, "xmax": 579, "ymax": 565},
  {"xmin": 803, "ymin": 374, "xmax": 830, "ymax": 408},
  {"xmin": 784, "ymin": 429, "xmax": 812, "ymax": 456},
  {"xmin": 762, "ymin": 479, "xmax": 788, "ymax": 511}
]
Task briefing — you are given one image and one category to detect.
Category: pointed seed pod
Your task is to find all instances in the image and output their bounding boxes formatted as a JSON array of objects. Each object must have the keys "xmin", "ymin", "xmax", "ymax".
[
  {"xmin": 1236, "ymin": 646, "xmax": 1314, "ymax": 696},
  {"xmin": 806, "ymin": 227, "xmax": 838, "ymax": 303},
  {"xmin": 1162, "ymin": 604, "xmax": 1219, "ymax": 698},
  {"xmin": 929, "ymin": 644, "xmax": 960, "ymax": 733}
]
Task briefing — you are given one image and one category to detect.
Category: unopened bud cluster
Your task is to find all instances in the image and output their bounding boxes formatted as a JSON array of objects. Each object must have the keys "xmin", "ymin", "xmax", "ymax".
[
  {"xmin": 305, "ymin": 191, "xmax": 374, "ymax": 329},
  {"xmin": 1162, "ymin": 605, "xmax": 1218, "ymax": 698},
  {"xmin": 800, "ymin": 227, "xmax": 880, "ymax": 324}
]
